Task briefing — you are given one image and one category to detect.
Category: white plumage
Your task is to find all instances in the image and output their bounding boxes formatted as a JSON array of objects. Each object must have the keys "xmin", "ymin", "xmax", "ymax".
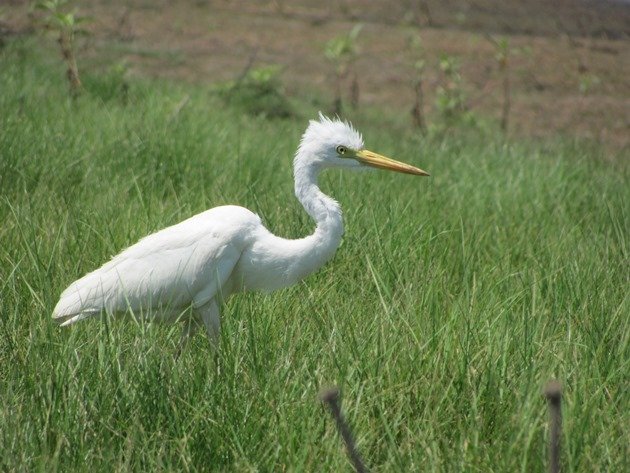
[{"xmin": 53, "ymin": 114, "xmax": 428, "ymax": 348}]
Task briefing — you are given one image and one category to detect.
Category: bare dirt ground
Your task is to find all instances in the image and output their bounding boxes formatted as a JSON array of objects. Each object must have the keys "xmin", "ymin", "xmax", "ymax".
[{"xmin": 3, "ymin": 0, "xmax": 629, "ymax": 151}]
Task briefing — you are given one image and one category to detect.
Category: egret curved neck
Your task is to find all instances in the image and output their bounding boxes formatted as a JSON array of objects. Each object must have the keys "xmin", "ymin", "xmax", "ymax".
[
  {"xmin": 294, "ymin": 162, "xmax": 343, "ymax": 241},
  {"xmin": 236, "ymin": 161, "xmax": 345, "ymax": 293}
]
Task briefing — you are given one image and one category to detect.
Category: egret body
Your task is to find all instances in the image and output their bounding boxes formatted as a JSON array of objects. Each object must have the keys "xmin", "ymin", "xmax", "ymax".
[{"xmin": 53, "ymin": 114, "xmax": 428, "ymax": 348}]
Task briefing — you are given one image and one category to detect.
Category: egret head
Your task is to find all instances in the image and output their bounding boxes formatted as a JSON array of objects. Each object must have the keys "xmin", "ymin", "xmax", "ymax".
[{"xmin": 296, "ymin": 113, "xmax": 429, "ymax": 176}]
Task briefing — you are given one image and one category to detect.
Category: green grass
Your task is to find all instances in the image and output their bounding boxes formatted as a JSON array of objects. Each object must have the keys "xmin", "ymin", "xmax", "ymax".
[{"xmin": 1, "ymin": 39, "xmax": 628, "ymax": 472}]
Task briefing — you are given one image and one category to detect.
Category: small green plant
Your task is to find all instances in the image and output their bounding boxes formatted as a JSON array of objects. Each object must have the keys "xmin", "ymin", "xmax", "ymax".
[
  {"xmin": 487, "ymin": 36, "xmax": 532, "ymax": 134},
  {"xmin": 434, "ymin": 54, "xmax": 470, "ymax": 130},
  {"xmin": 35, "ymin": 0, "xmax": 90, "ymax": 97},
  {"xmin": 494, "ymin": 37, "xmax": 510, "ymax": 133},
  {"xmin": 578, "ymin": 73, "xmax": 600, "ymax": 95},
  {"xmin": 486, "ymin": 36, "xmax": 513, "ymax": 133},
  {"xmin": 407, "ymin": 31, "xmax": 427, "ymax": 133},
  {"xmin": 216, "ymin": 64, "xmax": 293, "ymax": 118},
  {"xmin": 324, "ymin": 24, "xmax": 363, "ymax": 114}
]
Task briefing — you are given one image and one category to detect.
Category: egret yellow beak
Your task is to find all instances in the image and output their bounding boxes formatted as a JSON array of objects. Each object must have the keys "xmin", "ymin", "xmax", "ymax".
[{"xmin": 355, "ymin": 149, "xmax": 429, "ymax": 176}]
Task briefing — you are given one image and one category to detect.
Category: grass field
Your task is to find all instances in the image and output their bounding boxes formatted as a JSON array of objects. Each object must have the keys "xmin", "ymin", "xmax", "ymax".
[{"xmin": 1, "ymin": 40, "xmax": 628, "ymax": 471}]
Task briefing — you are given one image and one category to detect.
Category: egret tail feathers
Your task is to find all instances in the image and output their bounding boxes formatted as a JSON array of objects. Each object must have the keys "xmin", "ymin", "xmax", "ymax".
[
  {"xmin": 53, "ymin": 311, "xmax": 99, "ymax": 327},
  {"xmin": 57, "ymin": 311, "xmax": 97, "ymax": 327}
]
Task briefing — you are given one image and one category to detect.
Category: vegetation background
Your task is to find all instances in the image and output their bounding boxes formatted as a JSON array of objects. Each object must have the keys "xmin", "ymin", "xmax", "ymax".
[{"xmin": 1, "ymin": 1, "xmax": 628, "ymax": 471}]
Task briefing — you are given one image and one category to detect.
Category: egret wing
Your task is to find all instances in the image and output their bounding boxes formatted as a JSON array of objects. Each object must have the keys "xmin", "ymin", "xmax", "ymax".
[{"xmin": 53, "ymin": 206, "xmax": 260, "ymax": 324}]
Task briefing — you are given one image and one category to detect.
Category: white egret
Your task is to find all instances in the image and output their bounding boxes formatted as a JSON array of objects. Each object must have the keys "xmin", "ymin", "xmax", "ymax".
[{"xmin": 53, "ymin": 114, "xmax": 429, "ymax": 348}]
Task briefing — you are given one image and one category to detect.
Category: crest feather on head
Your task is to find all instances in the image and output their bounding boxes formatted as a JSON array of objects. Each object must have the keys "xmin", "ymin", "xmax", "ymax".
[{"xmin": 300, "ymin": 113, "xmax": 364, "ymax": 152}]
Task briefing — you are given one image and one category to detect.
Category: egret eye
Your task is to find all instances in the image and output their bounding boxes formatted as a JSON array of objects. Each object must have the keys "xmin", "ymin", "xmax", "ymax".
[{"xmin": 336, "ymin": 145, "xmax": 348, "ymax": 156}]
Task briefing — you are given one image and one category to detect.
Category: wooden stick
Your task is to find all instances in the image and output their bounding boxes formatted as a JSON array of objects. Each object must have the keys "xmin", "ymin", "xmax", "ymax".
[
  {"xmin": 544, "ymin": 380, "xmax": 562, "ymax": 473},
  {"xmin": 320, "ymin": 387, "xmax": 369, "ymax": 473}
]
